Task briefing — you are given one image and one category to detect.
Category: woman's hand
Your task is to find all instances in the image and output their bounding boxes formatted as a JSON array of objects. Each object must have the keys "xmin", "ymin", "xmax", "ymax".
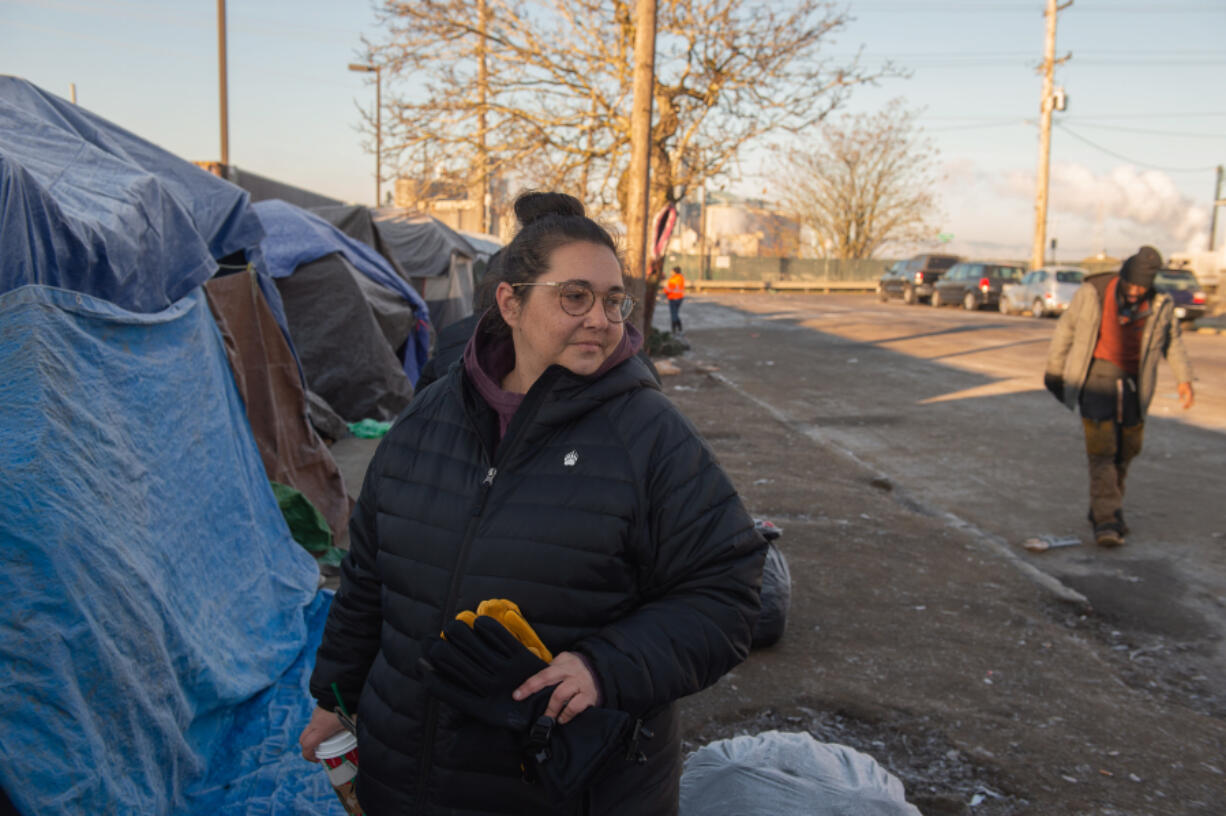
[
  {"xmin": 512, "ymin": 651, "xmax": 598, "ymax": 724},
  {"xmin": 299, "ymin": 706, "xmax": 345, "ymax": 762}
]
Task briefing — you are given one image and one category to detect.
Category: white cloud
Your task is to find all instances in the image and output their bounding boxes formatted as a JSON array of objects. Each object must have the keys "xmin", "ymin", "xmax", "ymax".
[{"xmin": 1001, "ymin": 163, "xmax": 1209, "ymax": 255}]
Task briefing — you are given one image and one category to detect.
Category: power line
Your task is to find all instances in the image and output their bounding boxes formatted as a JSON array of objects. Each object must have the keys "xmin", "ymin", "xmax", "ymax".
[
  {"xmin": 854, "ymin": 2, "xmax": 1222, "ymax": 11},
  {"xmin": 1066, "ymin": 113, "xmax": 1226, "ymax": 120},
  {"xmin": 1063, "ymin": 122, "xmax": 1226, "ymax": 140},
  {"xmin": 1053, "ymin": 122, "xmax": 1219, "ymax": 173},
  {"xmin": 921, "ymin": 113, "xmax": 1226, "ymax": 122},
  {"xmin": 926, "ymin": 120, "xmax": 1029, "ymax": 133}
]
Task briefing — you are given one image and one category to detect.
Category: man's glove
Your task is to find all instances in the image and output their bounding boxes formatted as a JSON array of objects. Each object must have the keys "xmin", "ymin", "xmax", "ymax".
[
  {"xmin": 1044, "ymin": 372, "xmax": 1064, "ymax": 402},
  {"xmin": 420, "ymin": 615, "xmax": 636, "ymax": 801}
]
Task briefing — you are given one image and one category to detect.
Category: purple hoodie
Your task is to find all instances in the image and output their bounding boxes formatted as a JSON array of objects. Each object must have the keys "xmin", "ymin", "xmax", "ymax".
[{"xmin": 462, "ymin": 309, "xmax": 645, "ymax": 439}]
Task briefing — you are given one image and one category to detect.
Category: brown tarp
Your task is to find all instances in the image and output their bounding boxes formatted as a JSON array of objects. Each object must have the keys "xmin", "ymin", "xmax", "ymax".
[{"xmin": 205, "ymin": 269, "xmax": 353, "ymax": 544}]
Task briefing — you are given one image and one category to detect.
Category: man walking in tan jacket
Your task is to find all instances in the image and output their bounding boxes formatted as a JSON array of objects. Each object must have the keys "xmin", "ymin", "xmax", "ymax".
[{"xmin": 1044, "ymin": 245, "xmax": 1195, "ymax": 547}]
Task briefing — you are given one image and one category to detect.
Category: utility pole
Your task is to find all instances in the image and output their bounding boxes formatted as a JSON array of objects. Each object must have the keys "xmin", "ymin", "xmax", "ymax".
[
  {"xmin": 1209, "ymin": 164, "xmax": 1224, "ymax": 253},
  {"xmin": 625, "ymin": 0, "xmax": 658, "ymax": 331},
  {"xmin": 477, "ymin": 0, "xmax": 491, "ymax": 234},
  {"xmin": 348, "ymin": 63, "xmax": 382, "ymax": 207},
  {"xmin": 217, "ymin": 0, "xmax": 229, "ymax": 168},
  {"xmin": 697, "ymin": 180, "xmax": 708, "ymax": 280},
  {"xmin": 1031, "ymin": 0, "xmax": 1071, "ymax": 271}
]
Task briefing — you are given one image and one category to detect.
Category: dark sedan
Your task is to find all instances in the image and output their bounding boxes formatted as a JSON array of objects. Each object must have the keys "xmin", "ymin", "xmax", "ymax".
[
  {"xmin": 878, "ymin": 253, "xmax": 960, "ymax": 304},
  {"xmin": 1155, "ymin": 268, "xmax": 1208, "ymax": 324},
  {"xmin": 931, "ymin": 261, "xmax": 1024, "ymax": 310}
]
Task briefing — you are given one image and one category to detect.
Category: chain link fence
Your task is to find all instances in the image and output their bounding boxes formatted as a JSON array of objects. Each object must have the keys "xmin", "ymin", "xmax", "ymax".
[{"xmin": 666, "ymin": 255, "xmax": 893, "ymax": 283}]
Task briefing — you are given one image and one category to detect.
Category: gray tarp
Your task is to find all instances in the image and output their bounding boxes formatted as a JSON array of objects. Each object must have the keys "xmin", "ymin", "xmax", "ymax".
[
  {"xmin": 229, "ymin": 165, "xmax": 344, "ymax": 210},
  {"xmin": 312, "ymin": 204, "xmax": 409, "ymax": 279},
  {"xmin": 274, "ymin": 252, "xmax": 413, "ymax": 423},
  {"xmin": 372, "ymin": 209, "xmax": 477, "ymax": 331}
]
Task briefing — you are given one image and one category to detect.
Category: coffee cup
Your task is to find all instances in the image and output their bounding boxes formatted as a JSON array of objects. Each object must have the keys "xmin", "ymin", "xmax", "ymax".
[{"xmin": 316, "ymin": 730, "xmax": 363, "ymax": 815}]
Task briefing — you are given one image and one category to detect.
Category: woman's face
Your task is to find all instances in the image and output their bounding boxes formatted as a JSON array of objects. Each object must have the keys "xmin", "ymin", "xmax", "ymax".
[{"xmin": 497, "ymin": 241, "xmax": 625, "ymax": 392}]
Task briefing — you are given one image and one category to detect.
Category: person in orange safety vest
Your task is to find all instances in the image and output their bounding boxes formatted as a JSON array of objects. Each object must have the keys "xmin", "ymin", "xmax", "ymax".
[{"xmin": 663, "ymin": 266, "xmax": 686, "ymax": 335}]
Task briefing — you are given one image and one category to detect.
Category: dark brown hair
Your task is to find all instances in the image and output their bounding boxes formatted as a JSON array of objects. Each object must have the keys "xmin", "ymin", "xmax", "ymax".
[{"xmin": 479, "ymin": 191, "xmax": 621, "ymax": 337}]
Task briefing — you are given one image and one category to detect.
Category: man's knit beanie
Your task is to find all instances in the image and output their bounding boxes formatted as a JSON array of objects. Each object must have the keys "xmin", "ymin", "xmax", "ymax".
[{"xmin": 1120, "ymin": 245, "xmax": 1162, "ymax": 290}]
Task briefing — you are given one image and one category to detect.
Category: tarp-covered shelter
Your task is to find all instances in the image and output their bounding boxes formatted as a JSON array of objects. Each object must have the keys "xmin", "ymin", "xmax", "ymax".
[
  {"xmin": 204, "ymin": 268, "xmax": 354, "ymax": 541},
  {"xmin": 372, "ymin": 209, "xmax": 478, "ymax": 331},
  {"xmin": 312, "ymin": 203, "xmax": 406, "ymax": 273},
  {"xmin": 0, "ymin": 76, "xmax": 343, "ymax": 815},
  {"xmin": 219, "ymin": 162, "xmax": 346, "ymax": 211},
  {"xmin": 252, "ymin": 199, "xmax": 430, "ymax": 417}
]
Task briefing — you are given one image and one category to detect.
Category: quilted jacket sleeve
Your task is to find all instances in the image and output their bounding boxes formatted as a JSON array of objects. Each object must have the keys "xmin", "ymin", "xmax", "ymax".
[
  {"xmin": 308, "ymin": 440, "xmax": 388, "ymax": 714},
  {"xmin": 571, "ymin": 392, "xmax": 767, "ymax": 715}
]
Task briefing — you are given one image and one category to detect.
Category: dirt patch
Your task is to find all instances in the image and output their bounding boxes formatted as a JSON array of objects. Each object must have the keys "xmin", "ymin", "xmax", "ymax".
[{"xmin": 666, "ymin": 354, "xmax": 1226, "ymax": 815}]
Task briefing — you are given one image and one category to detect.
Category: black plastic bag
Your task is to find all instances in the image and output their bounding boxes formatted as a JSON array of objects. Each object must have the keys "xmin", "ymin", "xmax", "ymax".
[{"xmin": 751, "ymin": 540, "xmax": 790, "ymax": 648}]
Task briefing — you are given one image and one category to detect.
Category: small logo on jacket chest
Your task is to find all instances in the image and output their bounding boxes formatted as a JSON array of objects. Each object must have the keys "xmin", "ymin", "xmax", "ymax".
[{"xmin": 563, "ymin": 450, "xmax": 579, "ymax": 467}]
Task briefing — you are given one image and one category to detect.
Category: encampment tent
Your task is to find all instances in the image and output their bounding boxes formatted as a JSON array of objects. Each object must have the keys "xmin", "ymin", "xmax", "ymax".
[
  {"xmin": 372, "ymin": 209, "xmax": 478, "ymax": 331},
  {"xmin": 0, "ymin": 76, "xmax": 343, "ymax": 816},
  {"xmin": 311, "ymin": 203, "xmax": 406, "ymax": 274},
  {"xmin": 253, "ymin": 199, "xmax": 431, "ymax": 417}
]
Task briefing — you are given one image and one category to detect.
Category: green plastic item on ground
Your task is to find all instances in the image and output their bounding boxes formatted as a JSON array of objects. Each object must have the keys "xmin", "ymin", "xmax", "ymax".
[
  {"xmin": 270, "ymin": 481, "xmax": 345, "ymax": 566},
  {"xmin": 347, "ymin": 418, "xmax": 393, "ymax": 439}
]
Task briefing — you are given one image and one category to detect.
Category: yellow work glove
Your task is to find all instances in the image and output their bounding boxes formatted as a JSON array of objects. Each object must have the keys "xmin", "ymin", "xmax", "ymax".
[{"xmin": 450, "ymin": 598, "xmax": 554, "ymax": 663}]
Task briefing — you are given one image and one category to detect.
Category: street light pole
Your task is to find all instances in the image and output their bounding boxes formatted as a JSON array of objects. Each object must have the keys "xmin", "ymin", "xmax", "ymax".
[
  {"xmin": 218, "ymin": 0, "xmax": 229, "ymax": 167},
  {"xmin": 349, "ymin": 63, "xmax": 382, "ymax": 207}
]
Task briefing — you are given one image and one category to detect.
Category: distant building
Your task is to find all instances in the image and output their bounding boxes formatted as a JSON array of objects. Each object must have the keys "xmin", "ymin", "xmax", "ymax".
[
  {"xmin": 1078, "ymin": 251, "xmax": 1122, "ymax": 276},
  {"xmin": 1169, "ymin": 248, "xmax": 1224, "ymax": 290},
  {"xmin": 671, "ymin": 191, "xmax": 801, "ymax": 259},
  {"xmin": 393, "ymin": 177, "xmax": 509, "ymax": 239}
]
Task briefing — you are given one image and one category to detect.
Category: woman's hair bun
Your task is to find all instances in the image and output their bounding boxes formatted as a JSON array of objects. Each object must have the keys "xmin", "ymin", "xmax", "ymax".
[{"xmin": 514, "ymin": 191, "xmax": 585, "ymax": 226}]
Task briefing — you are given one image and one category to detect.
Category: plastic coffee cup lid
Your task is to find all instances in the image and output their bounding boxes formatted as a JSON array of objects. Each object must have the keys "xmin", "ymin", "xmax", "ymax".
[{"xmin": 316, "ymin": 730, "xmax": 357, "ymax": 760}]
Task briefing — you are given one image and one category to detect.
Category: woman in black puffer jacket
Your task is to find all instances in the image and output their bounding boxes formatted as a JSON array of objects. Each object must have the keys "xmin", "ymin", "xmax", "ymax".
[{"xmin": 300, "ymin": 191, "xmax": 765, "ymax": 815}]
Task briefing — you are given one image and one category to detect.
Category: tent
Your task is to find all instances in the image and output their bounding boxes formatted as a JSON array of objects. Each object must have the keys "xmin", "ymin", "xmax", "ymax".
[
  {"xmin": 0, "ymin": 76, "xmax": 260, "ymax": 311},
  {"xmin": 223, "ymin": 164, "xmax": 345, "ymax": 210},
  {"xmin": 311, "ymin": 203, "xmax": 407, "ymax": 276},
  {"xmin": 371, "ymin": 209, "xmax": 478, "ymax": 331},
  {"xmin": 205, "ymin": 268, "xmax": 354, "ymax": 541},
  {"xmin": 0, "ymin": 76, "xmax": 342, "ymax": 815},
  {"xmin": 252, "ymin": 199, "xmax": 430, "ymax": 417}
]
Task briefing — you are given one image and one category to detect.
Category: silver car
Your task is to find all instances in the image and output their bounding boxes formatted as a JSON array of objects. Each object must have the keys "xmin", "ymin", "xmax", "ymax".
[{"xmin": 1000, "ymin": 266, "xmax": 1086, "ymax": 317}]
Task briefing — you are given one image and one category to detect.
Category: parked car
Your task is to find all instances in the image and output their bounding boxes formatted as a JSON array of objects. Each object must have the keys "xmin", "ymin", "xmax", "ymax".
[
  {"xmin": 931, "ymin": 261, "xmax": 1024, "ymax": 310},
  {"xmin": 1000, "ymin": 265, "xmax": 1086, "ymax": 317},
  {"xmin": 876, "ymin": 261, "xmax": 906, "ymax": 302},
  {"xmin": 878, "ymin": 253, "xmax": 960, "ymax": 304},
  {"xmin": 1154, "ymin": 268, "xmax": 1208, "ymax": 324}
]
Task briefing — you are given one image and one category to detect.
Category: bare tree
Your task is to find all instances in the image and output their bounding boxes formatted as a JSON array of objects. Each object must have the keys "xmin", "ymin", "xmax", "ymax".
[
  {"xmin": 775, "ymin": 100, "xmax": 941, "ymax": 260},
  {"xmin": 365, "ymin": 0, "xmax": 894, "ymax": 222}
]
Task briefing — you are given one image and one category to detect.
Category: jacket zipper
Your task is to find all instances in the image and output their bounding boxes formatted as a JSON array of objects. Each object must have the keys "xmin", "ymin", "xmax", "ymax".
[
  {"xmin": 416, "ymin": 367, "xmax": 561, "ymax": 808},
  {"xmin": 417, "ymin": 460, "xmax": 497, "ymax": 808}
]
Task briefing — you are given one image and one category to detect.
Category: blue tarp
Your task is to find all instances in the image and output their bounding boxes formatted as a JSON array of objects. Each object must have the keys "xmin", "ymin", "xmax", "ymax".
[
  {"xmin": 0, "ymin": 285, "xmax": 343, "ymax": 816},
  {"xmin": 0, "ymin": 76, "xmax": 263, "ymax": 312},
  {"xmin": 252, "ymin": 199, "xmax": 431, "ymax": 384}
]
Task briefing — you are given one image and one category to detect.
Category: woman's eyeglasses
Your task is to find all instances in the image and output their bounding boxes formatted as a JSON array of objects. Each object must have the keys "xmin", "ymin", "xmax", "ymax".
[{"xmin": 511, "ymin": 280, "xmax": 636, "ymax": 323}]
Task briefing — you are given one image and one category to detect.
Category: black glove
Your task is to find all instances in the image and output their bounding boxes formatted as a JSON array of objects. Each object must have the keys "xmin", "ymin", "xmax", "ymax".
[
  {"xmin": 420, "ymin": 615, "xmax": 550, "ymax": 730},
  {"xmin": 1044, "ymin": 372, "xmax": 1064, "ymax": 402},
  {"xmin": 420, "ymin": 615, "xmax": 636, "ymax": 801}
]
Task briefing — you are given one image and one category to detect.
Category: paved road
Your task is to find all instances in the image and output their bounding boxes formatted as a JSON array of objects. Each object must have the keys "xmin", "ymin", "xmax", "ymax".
[{"xmin": 661, "ymin": 292, "xmax": 1226, "ymax": 689}]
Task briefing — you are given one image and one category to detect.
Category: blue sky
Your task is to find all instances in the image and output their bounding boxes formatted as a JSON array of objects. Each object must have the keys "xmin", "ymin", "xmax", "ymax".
[{"xmin": 4, "ymin": 0, "xmax": 1223, "ymax": 262}]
